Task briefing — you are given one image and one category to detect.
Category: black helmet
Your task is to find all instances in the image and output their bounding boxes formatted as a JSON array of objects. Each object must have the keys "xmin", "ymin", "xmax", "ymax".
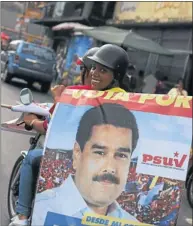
[
  {"xmin": 76, "ymin": 47, "xmax": 99, "ymax": 70},
  {"xmin": 87, "ymin": 44, "xmax": 129, "ymax": 81}
]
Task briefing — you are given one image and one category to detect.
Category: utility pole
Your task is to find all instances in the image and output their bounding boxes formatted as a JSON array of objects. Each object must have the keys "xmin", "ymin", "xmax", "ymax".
[{"xmin": 19, "ymin": 2, "xmax": 28, "ymax": 39}]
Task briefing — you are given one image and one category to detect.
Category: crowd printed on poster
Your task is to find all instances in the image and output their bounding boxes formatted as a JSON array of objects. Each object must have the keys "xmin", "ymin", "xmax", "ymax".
[{"xmin": 31, "ymin": 90, "xmax": 192, "ymax": 226}]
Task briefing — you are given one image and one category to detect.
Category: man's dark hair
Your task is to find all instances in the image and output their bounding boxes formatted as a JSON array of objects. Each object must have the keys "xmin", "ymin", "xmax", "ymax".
[
  {"xmin": 177, "ymin": 78, "xmax": 183, "ymax": 83},
  {"xmin": 138, "ymin": 70, "xmax": 144, "ymax": 78},
  {"xmin": 162, "ymin": 76, "xmax": 168, "ymax": 81},
  {"xmin": 76, "ymin": 103, "xmax": 139, "ymax": 153}
]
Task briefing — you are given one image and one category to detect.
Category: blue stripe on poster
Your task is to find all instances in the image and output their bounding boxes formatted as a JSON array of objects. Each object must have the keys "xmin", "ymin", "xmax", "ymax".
[{"xmin": 44, "ymin": 211, "xmax": 86, "ymax": 226}]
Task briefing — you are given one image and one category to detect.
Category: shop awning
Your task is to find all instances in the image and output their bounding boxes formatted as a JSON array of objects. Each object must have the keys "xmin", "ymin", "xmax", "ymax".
[
  {"xmin": 169, "ymin": 49, "xmax": 192, "ymax": 55},
  {"xmin": 76, "ymin": 26, "xmax": 174, "ymax": 56},
  {"xmin": 52, "ymin": 22, "xmax": 92, "ymax": 31}
]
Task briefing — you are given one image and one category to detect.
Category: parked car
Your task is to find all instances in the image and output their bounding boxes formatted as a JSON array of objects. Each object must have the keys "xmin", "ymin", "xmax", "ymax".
[{"xmin": 1, "ymin": 40, "xmax": 57, "ymax": 93}]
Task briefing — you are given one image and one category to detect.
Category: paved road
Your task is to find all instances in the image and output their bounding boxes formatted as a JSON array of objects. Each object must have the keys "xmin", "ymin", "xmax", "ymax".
[
  {"xmin": 1, "ymin": 80, "xmax": 53, "ymax": 225},
  {"xmin": 1, "ymin": 80, "xmax": 192, "ymax": 226}
]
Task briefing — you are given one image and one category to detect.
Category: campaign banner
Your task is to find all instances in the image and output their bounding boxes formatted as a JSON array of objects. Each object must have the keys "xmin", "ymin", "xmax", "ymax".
[
  {"xmin": 32, "ymin": 90, "xmax": 192, "ymax": 226},
  {"xmin": 61, "ymin": 36, "xmax": 94, "ymax": 85}
]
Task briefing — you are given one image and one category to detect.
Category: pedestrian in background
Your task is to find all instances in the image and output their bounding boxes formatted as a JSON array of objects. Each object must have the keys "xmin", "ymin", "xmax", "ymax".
[
  {"xmin": 135, "ymin": 70, "xmax": 145, "ymax": 93},
  {"xmin": 154, "ymin": 76, "xmax": 168, "ymax": 94},
  {"xmin": 168, "ymin": 78, "xmax": 188, "ymax": 97}
]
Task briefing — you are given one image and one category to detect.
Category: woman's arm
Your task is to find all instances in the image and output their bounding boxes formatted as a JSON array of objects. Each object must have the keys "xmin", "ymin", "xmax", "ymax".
[{"xmin": 24, "ymin": 114, "xmax": 46, "ymax": 135}]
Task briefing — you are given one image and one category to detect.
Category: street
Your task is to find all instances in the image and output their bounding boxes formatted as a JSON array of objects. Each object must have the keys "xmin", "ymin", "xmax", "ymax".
[
  {"xmin": 1, "ymin": 80, "xmax": 53, "ymax": 225},
  {"xmin": 1, "ymin": 80, "xmax": 192, "ymax": 226}
]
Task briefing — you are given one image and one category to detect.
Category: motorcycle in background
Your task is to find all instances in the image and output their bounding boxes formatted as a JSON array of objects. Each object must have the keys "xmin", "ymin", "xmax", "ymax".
[{"xmin": 1, "ymin": 88, "xmax": 52, "ymax": 219}]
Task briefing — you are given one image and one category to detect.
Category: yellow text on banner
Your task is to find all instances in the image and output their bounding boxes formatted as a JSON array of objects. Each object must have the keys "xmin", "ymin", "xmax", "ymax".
[{"xmin": 82, "ymin": 212, "xmax": 153, "ymax": 226}]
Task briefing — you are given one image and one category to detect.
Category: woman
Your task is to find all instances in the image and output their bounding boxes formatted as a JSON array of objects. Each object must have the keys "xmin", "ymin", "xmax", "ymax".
[
  {"xmin": 76, "ymin": 47, "xmax": 100, "ymax": 86},
  {"xmin": 168, "ymin": 78, "xmax": 188, "ymax": 97},
  {"xmin": 10, "ymin": 44, "xmax": 129, "ymax": 226},
  {"xmin": 88, "ymin": 44, "xmax": 129, "ymax": 93}
]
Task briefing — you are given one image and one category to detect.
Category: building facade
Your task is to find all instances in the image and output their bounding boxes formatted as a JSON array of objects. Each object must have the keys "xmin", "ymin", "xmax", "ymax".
[
  {"xmin": 1, "ymin": 2, "xmax": 47, "ymax": 44},
  {"xmin": 110, "ymin": 2, "xmax": 192, "ymax": 94},
  {"xmin": 32, "ymin": 2, "xmax": 115, "ymax": 47},
  {"xmin": 31, "ymin": 1, "xmax": 192, "ymax": 93},
  {"xmin": 31, "ymin": 2, "xmax": 116, "ymax": 85}
]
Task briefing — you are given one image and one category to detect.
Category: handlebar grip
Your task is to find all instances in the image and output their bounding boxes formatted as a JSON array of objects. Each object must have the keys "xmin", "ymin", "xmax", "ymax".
[
  {"xmin": 17, "ymin": 121, "xmax": 25, "ymax": 126},
  {"xmin": 25, "ymin": 124, "xmax": 33, "ymax": 131}
]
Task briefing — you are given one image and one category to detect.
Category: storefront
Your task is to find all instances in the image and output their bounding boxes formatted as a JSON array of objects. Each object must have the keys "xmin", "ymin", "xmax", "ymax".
[
  {"xmin": 110, "ymin": 2, "xmax": 192, "ymax": 94},
  {"xmin": 44, "ymin": 23, "xmax": 98, "ymax": 86}
]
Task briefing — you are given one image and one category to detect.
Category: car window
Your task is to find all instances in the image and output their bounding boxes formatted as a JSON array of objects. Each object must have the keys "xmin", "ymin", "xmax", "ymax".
[
  {"xmin": 8, "ymin": 42, "xmax": 20, "ymax": 51},
  {"xmin": 21, "ymin": 44, "xmax": 55, "ymax": 61}
]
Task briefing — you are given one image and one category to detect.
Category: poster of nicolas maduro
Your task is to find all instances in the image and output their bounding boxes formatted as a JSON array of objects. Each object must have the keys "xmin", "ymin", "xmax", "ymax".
[{"xmin": 32, "ymin": 90, "xmax": 192, "ymax": 226}]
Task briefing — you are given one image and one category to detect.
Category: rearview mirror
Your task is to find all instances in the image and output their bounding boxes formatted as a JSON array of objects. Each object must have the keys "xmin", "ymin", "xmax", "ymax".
[{"xmin": 20, "ymin": 88, "xmax": 33, "ymax": 105}]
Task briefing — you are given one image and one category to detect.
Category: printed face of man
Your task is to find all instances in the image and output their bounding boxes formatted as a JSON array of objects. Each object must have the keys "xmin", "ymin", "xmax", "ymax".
[{"xmin": 73, "ymin": 124, "xmax": 132, "ymax": 208}]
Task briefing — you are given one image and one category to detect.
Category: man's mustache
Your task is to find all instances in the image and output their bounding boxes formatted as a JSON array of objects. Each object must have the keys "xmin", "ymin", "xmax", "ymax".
[{"xmin": 93, "ymin": 173, "xmax": 120, "ymax": 185}]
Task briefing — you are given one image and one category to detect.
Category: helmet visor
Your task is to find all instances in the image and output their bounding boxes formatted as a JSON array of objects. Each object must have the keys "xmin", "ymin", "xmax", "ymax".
[{"xmin": 87, "ymin": 55, "xmax": 114, "ymax": 71}]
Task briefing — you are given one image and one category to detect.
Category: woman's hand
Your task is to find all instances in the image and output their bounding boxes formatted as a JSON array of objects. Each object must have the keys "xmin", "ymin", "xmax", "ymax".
[
  {"xmin": 23, "ymin": 114, "xmax": 38, "ymax": 126},
  {"xmin": 51, "ymin": 85, "xmax": 66, "ymax": 102}
]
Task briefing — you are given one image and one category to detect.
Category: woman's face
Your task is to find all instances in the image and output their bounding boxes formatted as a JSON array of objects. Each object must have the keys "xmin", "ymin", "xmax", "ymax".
[{"xmin": 90, "ymin": 63, "xmax": 114, "ymax": 90}]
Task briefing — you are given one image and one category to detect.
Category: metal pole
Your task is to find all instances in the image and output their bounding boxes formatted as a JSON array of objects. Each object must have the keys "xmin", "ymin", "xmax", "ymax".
[
  {"xmin": 19, "ymin": 2, "xmax": 27, "ymax": 39},
  {"xmin": 19, "ymin": 4, "xmax": 24, "ymax": 39},
  {"xmin": 182, "ymin": 30, "xmax": 192, "ymax": 79}
]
